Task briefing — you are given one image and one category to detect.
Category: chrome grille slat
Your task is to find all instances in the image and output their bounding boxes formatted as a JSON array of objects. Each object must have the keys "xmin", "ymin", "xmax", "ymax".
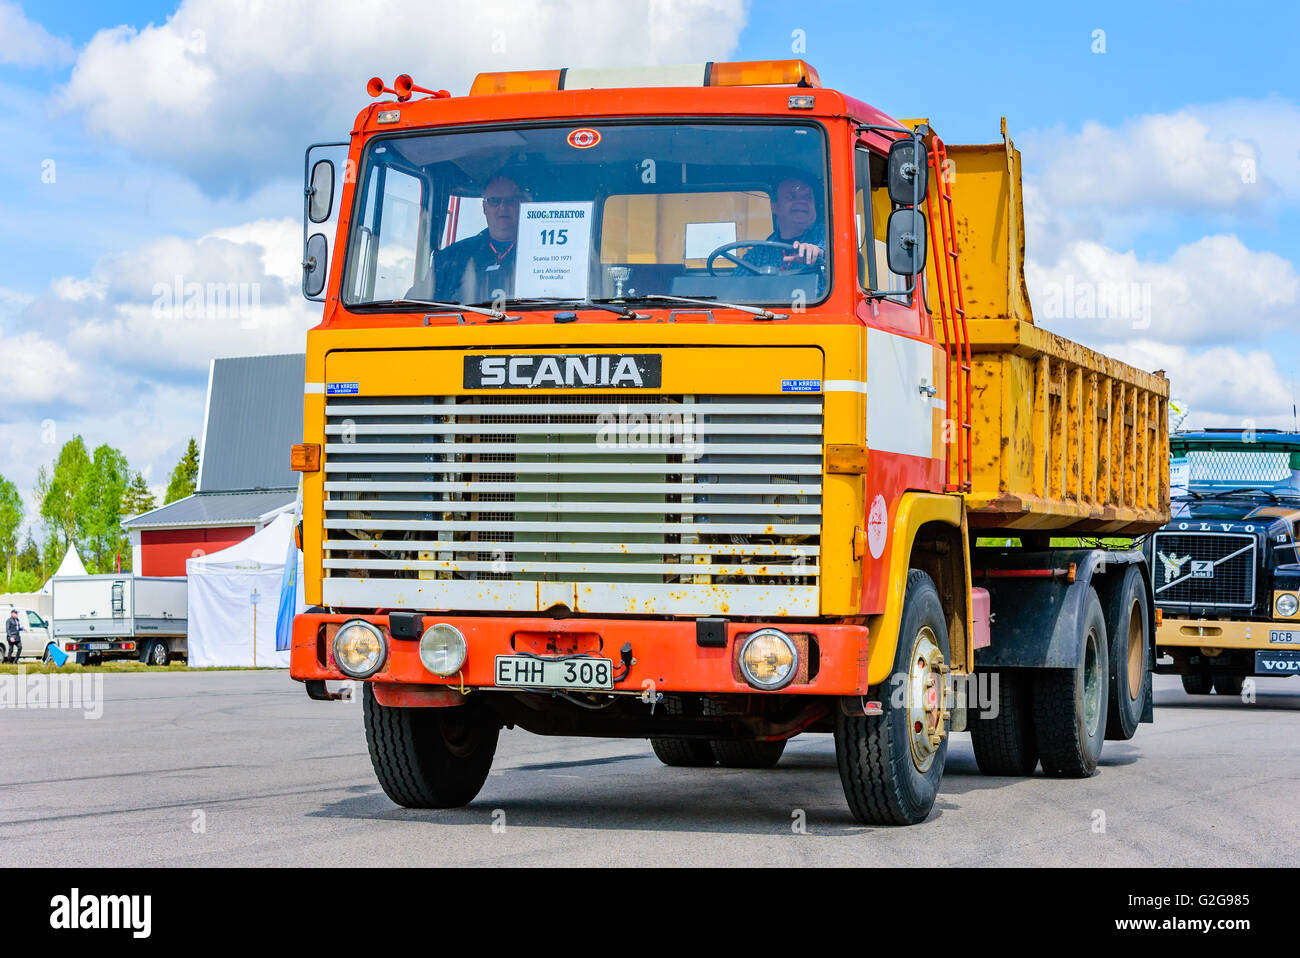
[
  {"xmin": 1152, "ymin": 532, "xmax": 1256, "ymax": 609},
  {"xmin": 321, "ymin": 391, "xmax": 823, "ymax": 614}
]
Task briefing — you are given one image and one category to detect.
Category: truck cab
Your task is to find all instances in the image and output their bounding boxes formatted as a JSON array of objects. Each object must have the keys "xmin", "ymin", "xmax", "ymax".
[{"xmin": 1150, "ymin": 429, "xmax": 1300, "ymax": 693}]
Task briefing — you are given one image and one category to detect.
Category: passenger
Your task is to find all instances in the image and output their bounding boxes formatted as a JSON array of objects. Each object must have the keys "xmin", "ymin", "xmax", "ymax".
[
  {"xmin": 742, "ymin": 175, "xmax": 826, "ymax": 271},
  {"xmin": 431, "ymin": 175, "xmax": 530, "ymax": 304}
]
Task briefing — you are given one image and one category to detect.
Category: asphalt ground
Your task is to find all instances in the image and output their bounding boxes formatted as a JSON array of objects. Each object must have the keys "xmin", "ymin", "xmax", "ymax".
[{"xmin": 2, "ymin": 671, "xmax": 1297, "ymax": 867}]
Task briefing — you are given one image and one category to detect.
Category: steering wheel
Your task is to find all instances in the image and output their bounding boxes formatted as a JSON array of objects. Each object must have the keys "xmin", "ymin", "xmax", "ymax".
[{"xmin": 705, "ymin": 240, "xmax": 821, "ymax": 277}]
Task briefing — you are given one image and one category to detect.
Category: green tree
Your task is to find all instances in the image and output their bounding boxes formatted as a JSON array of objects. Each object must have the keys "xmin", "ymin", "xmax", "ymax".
[
  {"xmin": 79, "ymin": 445, "xmax": 130, "ymax": 573},
  {"xmin": 122, "ymin": 471, "xmax": 156, "ymax": 521},
  {"xmin": 4, "ymin": 569, "xmax": 38, "ymax": 593},
  {"xmin": 164, "ymin": 438, "xmax": 200, "ymax": 504},
  {"xmin": 40, "ymin": 531, "xmax": 63, "ymax": 579},
  {"xmin": 0, "ymin": 475, "xmax": 22, "ymax": 567},
  {"xmin": 36, "ymin": 435, "xmax": 91, "ymax": 549},
  {"xmin": 15, "ymin": 534, "xmax": 40, "ymax": 579}
]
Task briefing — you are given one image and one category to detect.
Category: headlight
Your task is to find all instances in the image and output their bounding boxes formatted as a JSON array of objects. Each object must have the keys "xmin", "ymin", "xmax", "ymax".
[
  {"xmin": 1277, "ymin": 593, "xmax": 1299, "ymax": 618},
  {"xmin": 738, "ymin": 628, "xmax": 798, "ymax": 690},
  {"xmin": 419, "ymin": 623, "xmax": 467, "ymax": 676},
  {"xmin": 332, "ymin": 619, "xmax": 387, "ymax": 678}
]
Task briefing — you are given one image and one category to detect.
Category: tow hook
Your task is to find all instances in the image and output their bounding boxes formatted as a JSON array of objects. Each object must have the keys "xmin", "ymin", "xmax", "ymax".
[{"xmin": 305, "ymin": 679, "xmax": 353, "ymax": 702}]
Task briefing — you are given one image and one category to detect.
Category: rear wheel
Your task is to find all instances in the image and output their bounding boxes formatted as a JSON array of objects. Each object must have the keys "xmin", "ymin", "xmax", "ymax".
[
  {"xmin": 834, "ymin": 570, "xmax": 950, "ymax": 826},
  {"xmin": 649, "ymin": 738, "xmax": 716, "ymax": 767},
  {"xmin": 43, "ymin": 644, "xmax": 57, "ymax": 665},
  {"xmin": 1181, "ymin": 672, "xmax": 1213, "ymax": 695},
  {"xmin": 145, "ymin": 639, "xmax": 169, "ymax": 667},
  {"xmin": 1105, "ymin": 566, "xmax": 1150, "ymax": 740},
  {"xmin": 363, "ymin": 684, "xmax": 499, "ymax": 808},
  {"xmin": 1033, "ymin": 588, "xmax": 1109, "ymax": 778},
  {"xmin": 1212, "ymin": 673, "xmax": 1244, "ymax": 697},
  {"xmin": 969, "ymin": 670, "xmax": 1038, "ymax": 775},
  {"xmin": 710, "ymin": 739, "xmax": 786, "ymax": 768}
]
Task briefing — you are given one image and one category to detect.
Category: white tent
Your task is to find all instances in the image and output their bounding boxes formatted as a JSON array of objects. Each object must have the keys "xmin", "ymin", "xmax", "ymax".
[
  {"xmin": 40, "ymin": 544, "xmax": 89, "ymax": 594},
  {"xmin": 185, "ymin": 513, "xmax": 304, "ymax": 667}
]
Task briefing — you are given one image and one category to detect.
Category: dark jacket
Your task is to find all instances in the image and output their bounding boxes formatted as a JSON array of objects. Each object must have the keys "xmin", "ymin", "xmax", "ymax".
[
  {"xmin": 433, "ymin": 229, "xmax": 518, "ymax": 304},
  {"xmin": 5, "ymin": 615, "xmax": 19, "ymax": 641}
]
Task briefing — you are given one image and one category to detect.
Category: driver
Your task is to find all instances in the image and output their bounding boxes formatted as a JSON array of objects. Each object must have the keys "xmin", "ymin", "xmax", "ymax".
[
  {"xmin": 741, "ymin": 175, "xmax": 825, "ymax": 271},
  {"xmin": 422, "ymin": 174, "xmax": 529, "ymax": 304}
]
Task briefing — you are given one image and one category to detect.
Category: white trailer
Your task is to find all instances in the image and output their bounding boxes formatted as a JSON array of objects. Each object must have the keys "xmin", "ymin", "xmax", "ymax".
[{"xmin": 52, "ymin": 575, "xmax": 188, "ymax": 666}]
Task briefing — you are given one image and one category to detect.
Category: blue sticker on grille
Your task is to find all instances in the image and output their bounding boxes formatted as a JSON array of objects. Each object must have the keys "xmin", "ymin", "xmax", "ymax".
[
  {"xmin": 781, "ymin": 379, "xmax": 821, "ymax": 393},
  {"xmin": 326, "ymin": 382, "xmax": 360, "ymax": 395}
]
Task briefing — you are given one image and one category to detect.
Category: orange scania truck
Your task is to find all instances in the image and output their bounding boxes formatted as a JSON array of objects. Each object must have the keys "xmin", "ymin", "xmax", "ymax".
[{"xmin": 289, "ymin": 60, "xmax": 1170, "ymax": 825}]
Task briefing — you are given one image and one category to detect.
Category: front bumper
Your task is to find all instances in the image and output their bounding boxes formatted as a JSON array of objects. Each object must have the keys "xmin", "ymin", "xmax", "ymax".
[
  {"xmin": 289, "ymin": 612, "xmax": 869, "ymax": 695},
  {"xmin": 1156, "ymin": 616, "xmax": 1300, "ymax": 652}
]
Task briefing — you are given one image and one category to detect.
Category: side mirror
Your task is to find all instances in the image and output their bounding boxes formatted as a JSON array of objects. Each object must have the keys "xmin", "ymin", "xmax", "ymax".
[
  {"xmin": 303, "ymin": 233, "xmax": 328, "ymax": 298},
  {"xmin": 886, "ymin": 207, "xmax": 927, "ymax": 277},
  {"xmin": 887, "ymin": 137, "xmax": 928, "ymax": 207},
  {"xmin": 308, "ymin": 160, "xmax": 335, "ymax": 223}
]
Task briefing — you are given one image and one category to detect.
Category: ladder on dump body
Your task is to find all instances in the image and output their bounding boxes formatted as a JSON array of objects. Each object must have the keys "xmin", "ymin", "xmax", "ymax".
[{"xmin": 925, "ymin": 134, "xmax": 973, "ymax": 493}]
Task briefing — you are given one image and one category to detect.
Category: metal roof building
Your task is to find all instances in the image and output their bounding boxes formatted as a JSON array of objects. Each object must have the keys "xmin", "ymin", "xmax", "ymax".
[{"xmin": 124, "ymin": 354, "xmax": 304, "ymax": 575}]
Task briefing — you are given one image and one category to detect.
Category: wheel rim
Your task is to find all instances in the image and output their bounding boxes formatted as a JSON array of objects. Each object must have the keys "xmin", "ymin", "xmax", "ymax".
[
  {"xmin": 440, "ymin": 715, "xmax": 481, "ymax": 758},
  {"xmin": 1083, "ymin": 627, "xmax": 1103, "ymax": 737},
  {"xmin": 906, "ymin": 625, "xmax": 947, "ymax": 773},
  {"xmin": 1126, "ymin": 599, "xmax": 1143, "ymax": 700},
  {"xmin": 152, "ymin": 644, "xmax": 165, "ymax": 665}
]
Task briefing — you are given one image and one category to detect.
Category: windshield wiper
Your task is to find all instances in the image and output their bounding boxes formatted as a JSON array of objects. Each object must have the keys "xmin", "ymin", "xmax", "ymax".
[
  {"xmin": 1171, "ymin": 492, "xmax": 1204, "ymax": 501},
  {"xmin": 637, "ymin": 293, "xmax": 788, "ymax": 320},
  {"xmin": 474, "ymin": 297, "xmax": 650, "ymax": 320},
  {"xmin": 1213, "ymin": 486, "xmax": 1282, "ymax": 502},
  {"xmin": 352, "ymin": 298, "xmax": 515, "ymax": 321}
]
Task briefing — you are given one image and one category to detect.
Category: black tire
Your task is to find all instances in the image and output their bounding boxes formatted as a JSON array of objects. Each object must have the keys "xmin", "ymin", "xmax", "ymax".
[
  {"xmin": 145, "ymin": 639, "xmax": 169, "ymax": 667},
  {"xmin": 1033, "ymin": 588, "xmax": 1109, "ymax": 778},
  {"xmin": 969, "ymin": 670, "xmax": 1039, "ymax": 775},
  {"xmin": 1181, "ymin": 672, "xmax": 1213, "ymax": 695},
  {"xmin": 649, "ymin": 738, "xmax": 716, "ymax": 767},
  {"xmin": 834, "ymin": 569, "xmax": 950, "ymax": 826},
  {"xmin": 1104, "ymin": 566, "xmax": 1150, "ymax": 741},
  {"xmin": 710, "ymin": 739, "xmax": 787, "ymax": 768},
  {"xmin": 1212, "ymin": 673, "xmax": 1244, "ymax": 697},
  {"xmin": 43, "ymin": 644, "xmax": 57, "ymax": 665},
  {"xmin": 362, "ymin": 684, "xmax": 499, "ymax": 808},
  {"xmin": 75, "ymin": 651, "xmax": 90, "ymax": 666}
]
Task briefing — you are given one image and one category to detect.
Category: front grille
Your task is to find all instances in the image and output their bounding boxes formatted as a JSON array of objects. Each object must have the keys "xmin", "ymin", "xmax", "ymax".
[
  {"xmin": 319, "ymin": 393, "xmax": 823, "ymax": 615},
  {"xmin": 1152, "ymin": 532, "xmax": 1256, "ymax": 609}
]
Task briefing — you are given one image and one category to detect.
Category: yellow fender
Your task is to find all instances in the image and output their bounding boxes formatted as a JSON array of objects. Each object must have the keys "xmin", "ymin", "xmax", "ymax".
[{"xmin": 865, "ymin": 492, "xmax": 971, "ymax": 687}]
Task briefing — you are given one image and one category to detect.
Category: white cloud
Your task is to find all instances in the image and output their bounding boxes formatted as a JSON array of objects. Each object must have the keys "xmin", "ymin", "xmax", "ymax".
[
  {"xmin": 1108, "ymin": 340, "xmax": 1297, "ymax": 430},
  {"xmin": 1027, "ymin": 234, "xmax": 1300, "ymax": 348},
  {"xmin": 1023, "ymin": 108, "xmax": 1273, "ymax": 216},
  {"xmin": 56, "ymin": 0, "xmax": 748, "ymax": 195},
  {"xmin": 0, "ymin": 2, "xmax": 74, "ymax": 68}
]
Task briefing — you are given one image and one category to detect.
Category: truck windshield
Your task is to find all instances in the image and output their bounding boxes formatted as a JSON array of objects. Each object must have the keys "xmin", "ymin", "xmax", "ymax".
[
  {"xmin": 1174, "ymin": 446, "xmax": 1300, "ymax": 500},
  {"xmin": 341, "ymin": 121, "xmax": 830, "ymax": 309}
]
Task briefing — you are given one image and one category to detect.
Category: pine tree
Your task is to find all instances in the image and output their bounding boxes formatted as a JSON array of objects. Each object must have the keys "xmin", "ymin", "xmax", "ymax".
[
  {"xmin": 122, "ymin": 471, "xmax": 157, "ymax": 520},
  {"xmin": 164, "ymin": 438, "xmax": 200, "ymax": 504}
]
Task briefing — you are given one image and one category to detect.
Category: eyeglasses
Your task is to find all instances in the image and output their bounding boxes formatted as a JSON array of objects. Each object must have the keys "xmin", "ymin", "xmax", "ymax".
[{"xmin": 484, "ymin": 195, "xmax": 524, "ymax": 207}]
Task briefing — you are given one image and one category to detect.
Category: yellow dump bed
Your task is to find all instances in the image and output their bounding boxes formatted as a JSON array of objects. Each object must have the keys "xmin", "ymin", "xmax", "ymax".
[{"xmin": 934, "ymin": 122, "xmax": 1169, "ymax": 534}]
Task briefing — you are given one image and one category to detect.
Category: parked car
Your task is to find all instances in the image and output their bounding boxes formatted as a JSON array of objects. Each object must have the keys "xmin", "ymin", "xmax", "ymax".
[{"xmin": 2, "ymin": 605, "xmax": 60, "ymax": 664}]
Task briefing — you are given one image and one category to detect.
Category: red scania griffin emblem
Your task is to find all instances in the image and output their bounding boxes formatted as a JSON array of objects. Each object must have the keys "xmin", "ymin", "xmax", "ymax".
[{"xmin": 566, "ymin": 128, "xmax": 601, "ymax": 149}]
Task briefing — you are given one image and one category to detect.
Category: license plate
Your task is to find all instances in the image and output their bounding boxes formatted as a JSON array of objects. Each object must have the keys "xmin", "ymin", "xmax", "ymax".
[
  {"xmin": 1269, "ymin": 630, "xmax": 1300, "ymax": 645},
  {"xmin": 1255, "ymin": 649, "xmax": 1300, "ymax": 674},
  {"xmin": 494, "ymin": 655, "xmax": 614, "ymax": 690},
  {"xmin": 88, "ymin": 642, "xmax": 110, "ymax": 651}
]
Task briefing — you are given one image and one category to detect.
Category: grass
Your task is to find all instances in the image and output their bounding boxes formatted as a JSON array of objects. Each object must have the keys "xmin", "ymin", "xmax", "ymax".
[{"xmin": 0, "ymin": 660, "xmax": 279, "ymax": 675}]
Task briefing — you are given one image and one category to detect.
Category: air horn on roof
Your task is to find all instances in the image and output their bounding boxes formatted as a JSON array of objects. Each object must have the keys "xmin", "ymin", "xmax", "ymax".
[{"xmin": 367, "ymin": 75, "xmax": 450, "ymax": 101}]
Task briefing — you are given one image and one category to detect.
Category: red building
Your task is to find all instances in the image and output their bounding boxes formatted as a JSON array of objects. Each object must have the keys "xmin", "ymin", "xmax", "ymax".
[{"xmin": 124, "ymin": 354, "xmax": 304, "ymax": 576}]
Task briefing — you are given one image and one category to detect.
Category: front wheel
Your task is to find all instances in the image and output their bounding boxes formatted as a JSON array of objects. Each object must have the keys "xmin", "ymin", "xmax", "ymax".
[
  {"xmin": 1181, "ymin": 672, "xmax": 1213, "ymax": 695},
  {"xmin": 834, "ymin": 569, "xmax": 950, "ymax": 826},
  {"xmin": 650, "ymin": 738, "xmax": 716, "ymax": 767},
  {"xmin": 363, "ymin": 684, "xmax": 499, "ymax": 808}
]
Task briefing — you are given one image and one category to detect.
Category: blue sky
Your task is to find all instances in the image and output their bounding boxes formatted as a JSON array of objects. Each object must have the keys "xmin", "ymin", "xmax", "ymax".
[{"xmin": 1, "ymin": 0, "xmax": 1298, "ymax": 515}]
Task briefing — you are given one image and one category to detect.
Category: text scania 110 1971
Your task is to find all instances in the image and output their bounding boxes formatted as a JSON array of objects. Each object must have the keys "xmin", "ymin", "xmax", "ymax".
[{"xmin": 288, "ymin": 60, "xmax": 1170, "ymax": 825}]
